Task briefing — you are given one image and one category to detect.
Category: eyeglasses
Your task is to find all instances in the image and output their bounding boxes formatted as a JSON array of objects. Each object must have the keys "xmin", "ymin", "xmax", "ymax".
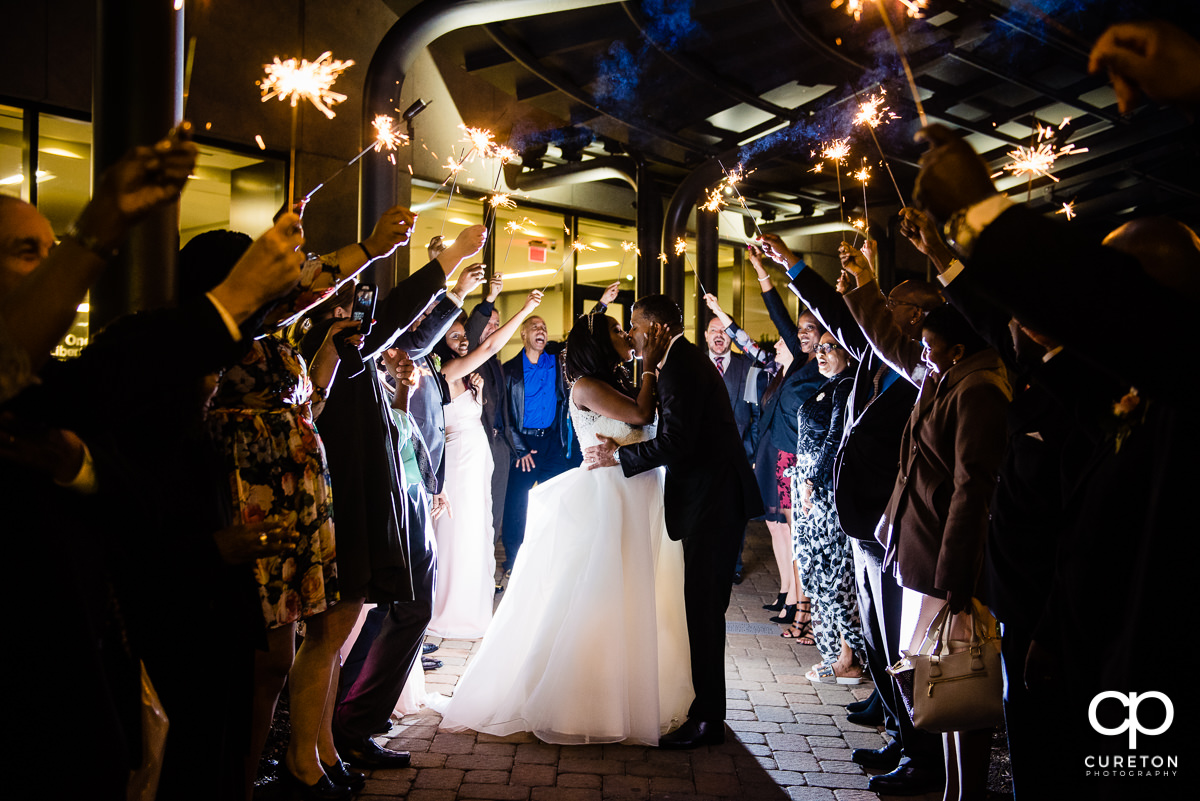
[
  {"xmin": 814, "ymin": 342, "xmax": 842, "ymax": 355},
  {"xmin": 885, "ymin": 297, "xmax": 919, "ymax": 312}
]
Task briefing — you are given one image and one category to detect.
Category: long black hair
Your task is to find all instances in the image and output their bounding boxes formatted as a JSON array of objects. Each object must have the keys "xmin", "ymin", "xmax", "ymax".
[
  {"xmin": 563, "ymin": 312, "xmax": 634, "ymax": 395},
  {"xmin": 433, "ymin": 312, "xmax": 478, "ymax": 400}
]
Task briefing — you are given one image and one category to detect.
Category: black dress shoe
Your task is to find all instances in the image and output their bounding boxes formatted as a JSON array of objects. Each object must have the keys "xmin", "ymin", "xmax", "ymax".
[
  {"xmin": 280, "ymin": 766, "xmax": 352, "ymax": 800},
  {"xmin": 846, "ymin": 689, "xmax": 878, "ymax": 714},
  {"xmin": 847, "ymin": 706, "xmax": 884, "ymax": 727},
  {"xmin": 333, "ymin": 734, "xmax": 412, "ymax": 769},
  {"xmin": 422, "ymin": 642, "xmax": 439, "ymax": 655},
  {"xmin": 322, "ymin": 759, "xmax": 366, "ymax": 792},
  {"xmin": 422, "ymin": 656, "xmax": 443, "ymax": 670},
  {"xmin": 867, "ymin": 763, "xmax": 945, "ymax": 796},
  {"xmin": 658, "ymin": 719, "xmax": 725, "ymax": 750},
  {"xmin": 851, "ymin": 740, "xmax": 901, "ymax": 770},
  {"xmin": 731, "ymin": 570, "xmax": 744, "ymax": 585}
]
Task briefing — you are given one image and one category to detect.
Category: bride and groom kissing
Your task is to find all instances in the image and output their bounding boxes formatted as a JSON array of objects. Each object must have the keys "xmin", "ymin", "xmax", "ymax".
[{"xmin": 438, "ymin": 294, "xmax": 762, "ymax": 749}]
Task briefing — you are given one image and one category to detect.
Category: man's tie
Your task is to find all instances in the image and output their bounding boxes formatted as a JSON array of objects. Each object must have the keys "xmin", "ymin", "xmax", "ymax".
[{"xmin": 715, "ymin": 355, "xmax": 725, "ymax": 375}]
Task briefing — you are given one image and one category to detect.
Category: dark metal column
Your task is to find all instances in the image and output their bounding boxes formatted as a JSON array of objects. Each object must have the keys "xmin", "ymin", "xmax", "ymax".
[
  {"xmin": 91, "ymin": 0, "xmax": 183, "ymax": 330},
  {"xmin": 695, "ymin": 208, "xmax": 718, "ymax": 339},
  {"xmin": 634, "ymin": 154, "xmax": 661, "ymax": 296}
]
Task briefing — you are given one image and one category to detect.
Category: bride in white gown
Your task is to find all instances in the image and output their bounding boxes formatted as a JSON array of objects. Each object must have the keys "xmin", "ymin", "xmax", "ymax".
[{"xmin": 436, "ymin": 312, "xmax": 693, "ymax": 745}]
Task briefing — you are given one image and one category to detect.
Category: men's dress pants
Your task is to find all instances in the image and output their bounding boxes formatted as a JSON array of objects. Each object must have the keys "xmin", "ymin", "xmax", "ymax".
[
  {"xmin": 500, "ymin": 430, "xmax": 577, "ymax": 572},
  {"xmin": 488, "ymin": 431, "xmax": 511, "ymax": 544},
  {"xmin": 335, "ymin": 485, "xmax": 436, "ymax": 738},
  {"xmin": 1000, "ymin": 621, "xmax": 1069, "ymax": 801},
  {"xmin": 850, "ymin": 536, "xmax": 943, "ymax": 771},
  {"xmin": 682, "ymin": 521, "xmax": 743, "ymax": 723}
]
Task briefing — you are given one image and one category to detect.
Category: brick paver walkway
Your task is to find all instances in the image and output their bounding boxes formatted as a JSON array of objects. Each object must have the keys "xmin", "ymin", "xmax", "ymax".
[{"xmin": 357, "ymin": 522, "xmax": 935, "ymax": 801}]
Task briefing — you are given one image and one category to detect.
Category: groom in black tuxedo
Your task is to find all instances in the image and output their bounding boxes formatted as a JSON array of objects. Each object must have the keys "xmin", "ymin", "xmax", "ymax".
[{"xmin": 585, "ymin": 294, "xmax": 762, "ymax": 749}]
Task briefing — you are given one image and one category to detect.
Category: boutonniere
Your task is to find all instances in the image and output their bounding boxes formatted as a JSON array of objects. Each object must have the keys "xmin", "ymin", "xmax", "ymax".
[
  {"xmin": 1110, "ymin": 386, "xmax": 1144, "ymax": 454},
  {"xmin": 430, "ymin": 353, "xmax": 442, "ymax": 372}
]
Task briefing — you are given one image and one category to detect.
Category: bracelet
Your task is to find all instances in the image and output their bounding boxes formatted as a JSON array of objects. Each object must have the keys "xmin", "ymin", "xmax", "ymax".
[
  {"xmin": 757, "ymin": 274, "xmax": 771, "ymax": 283},
  {"xmin": 641, "ymin": 371, "xmax": 657, "ymax": 381},
  {"xmin": 357, "ymin": 242, "xmax": 373, "ymax": 261}
]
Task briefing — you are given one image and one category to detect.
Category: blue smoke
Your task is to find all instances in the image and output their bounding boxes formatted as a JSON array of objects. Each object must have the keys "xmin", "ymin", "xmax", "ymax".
[{"xmin": 593, "ymin": 41, "xmax": 639, "ymax": 107}]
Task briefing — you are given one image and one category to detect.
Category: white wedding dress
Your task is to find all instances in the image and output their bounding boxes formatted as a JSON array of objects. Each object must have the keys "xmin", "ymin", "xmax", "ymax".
[{"xmin": 434, "ymin": 394, "xmax": 693, "ymax": 745}]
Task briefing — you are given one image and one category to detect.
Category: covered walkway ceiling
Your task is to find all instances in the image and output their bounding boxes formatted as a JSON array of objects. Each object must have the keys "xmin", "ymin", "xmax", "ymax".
[{"xmin": 400, "ymin": 0, "xmax": 1198, "ymax": 234}]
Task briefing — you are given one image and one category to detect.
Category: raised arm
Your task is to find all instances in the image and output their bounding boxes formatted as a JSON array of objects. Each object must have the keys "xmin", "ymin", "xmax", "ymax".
[
  {"xmin": 442, "ymin": 292, "xmax": 543, "ymax": 382},
  {"xmin": 839, "ymin": 242, "xmax": 926, "ymax": 386}
]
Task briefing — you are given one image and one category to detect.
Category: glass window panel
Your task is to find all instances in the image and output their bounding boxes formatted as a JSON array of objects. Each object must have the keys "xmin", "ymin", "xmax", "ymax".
[{"xmin": 0, "ymin": 105, "xmax": 25, "ymax": 201}]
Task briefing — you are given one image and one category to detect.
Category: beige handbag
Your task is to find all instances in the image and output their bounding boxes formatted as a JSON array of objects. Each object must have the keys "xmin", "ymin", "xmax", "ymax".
[{"xmin": 887, "ymin": 599, "xmax": 1003, "ymax": 733}]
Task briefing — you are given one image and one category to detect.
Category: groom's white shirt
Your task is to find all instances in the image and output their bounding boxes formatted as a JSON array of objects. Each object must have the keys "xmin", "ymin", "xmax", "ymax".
[{"xmin": 658, "ymin": 332, "xmax": 686, "ymax": 369}]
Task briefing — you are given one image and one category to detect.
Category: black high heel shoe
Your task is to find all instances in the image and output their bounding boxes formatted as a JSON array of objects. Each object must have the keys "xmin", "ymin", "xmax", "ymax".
[
  {"xmin": 769, "ymin": 603, "xmax": 797, "ymax": 624},
  {"xmin": 281, "ymin": 765, "xmax": 353, "ymax": 801},
  {"xmin": 322, "ymin": 759, "xmax": 366, "ymax": 792},
  {"xmin": 762, "ymin": 592, "xmax": 787, "ymax": 612}
]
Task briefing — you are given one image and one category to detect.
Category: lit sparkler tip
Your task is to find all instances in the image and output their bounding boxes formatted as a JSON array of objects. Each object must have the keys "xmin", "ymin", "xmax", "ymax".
[
  {"xmin": 821, "ymin": 139, "xmax": 851, "ymax": 163},
  {"xmin": 371, "ymin": 114, "xmax": 406, "ymax": 152},
  {"xmin": 620, "ymin": 241, "xmax": 636, "ymax": 252},
  {"xmin": 853, "ymin": 90, "xmax": 898, "ymax": 129},
  {"xmin": 810, "ymin": 163, "xmax": 824, "ymax": 174},
  {"xmin": 443, "ymin": 156, "xmax": 464, "ymax": 174},
  {"xmin": 493, "ymin": 145, "xmax": 517, "ymax": 164},
  {"xmin": 571, "ymin": 241, "xmax": 595, "ymax": 253},
  {"xmin": 489, "ymin": 193, "xmax": 517, "ymax": 210},
  {"xmin": 833, "ymin": 0, "xmax": 925, "ymax": 23},
  {"xmin": 658, "ymin": 252, "xmax": 668, "ymax": 264},
  {"xmin": 674, "ymin": 238, "xmax": 687, "ymax": 256},
  {"xmin": 853, "ymin": 166, "xmax": 872, "ymax": 183},
  {"xmin": 260, "ymin": 50, "xmax": 354, "ymax": 119},
  {"xmin": 700, "ymin": 187, "xmax": 725, "ymax": 213},
  {"xmin": 1057, "ymin": 201, "xmax": 1077, "ymax": 221}
]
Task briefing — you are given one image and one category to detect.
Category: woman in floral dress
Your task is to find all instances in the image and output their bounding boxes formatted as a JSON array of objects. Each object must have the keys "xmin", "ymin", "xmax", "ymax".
[{"xmin": 188, "ymin": 228, "xmax": 369, "ymax": 797}]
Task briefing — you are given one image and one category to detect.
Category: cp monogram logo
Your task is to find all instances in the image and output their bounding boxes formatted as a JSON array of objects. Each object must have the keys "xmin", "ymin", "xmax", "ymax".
[{"xmin": 1088, "ymin": 691, "xmax": 1174, "ymax": 749}]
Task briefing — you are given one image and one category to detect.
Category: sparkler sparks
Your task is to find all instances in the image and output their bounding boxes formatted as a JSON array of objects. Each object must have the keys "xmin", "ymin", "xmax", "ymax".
[
  {"xmin": 701, "ymin": 186, "xmax": 726, "ymax": 213},
  {"xmin": 620, "ymin": 241, "xmax": 636, "ymax": 253},
  {"xmin": 853, "ymin": 90, "xmax": 898, "ymax": 129},
  {"xmin": 459, "ymin": 124, "xmax": 501, "ymax": 159},
  {"xmin": 832, "ymin": 0, "xmax": 925, "ymax": 23},
  {"xmin": 259, "ymin": 51, "xmax": 354, "ymax": 119},
  {"xmin": 674, "ymin": 238, "xmax": 687, "ymax": 256},
  {"xmin": 505, "ymin": 218, "xmax": 532, "ymax": 235},
  {"xmin": 489, "ymin": 193, "xmax": 517, "ymax": 210},
  {"xmin": 571, "ymin": 241, "xmax": 595, "ymax": 254},
  {"xmin": 371, "ymin": 115, "xmax": 405, "ymax": 152},
  {"xmin": 993, "ymin": 118, "xmax": 1089, "ymax": 183},
  {"xmin": 822, "ymin": 139, "xmax": 851, "ymax": 163},
  {"xmin": 853, "ymin": 165, "xmax": 872, "ymax": 184},
  {"xmin": 1057, "ymin": 201, "xmax": 1077, "ymax": 220}
]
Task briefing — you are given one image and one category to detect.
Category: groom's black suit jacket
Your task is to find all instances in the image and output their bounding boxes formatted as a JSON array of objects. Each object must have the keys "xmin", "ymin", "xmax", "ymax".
[{"xmin": 619, "ymin": 336, "xmax": 762, "ymax": 539}]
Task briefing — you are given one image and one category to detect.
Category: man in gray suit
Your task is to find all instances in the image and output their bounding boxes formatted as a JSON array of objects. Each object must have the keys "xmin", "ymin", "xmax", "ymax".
[{"xmin": 705, "ymin": 315, "xmax": 760, "ymax": 584}]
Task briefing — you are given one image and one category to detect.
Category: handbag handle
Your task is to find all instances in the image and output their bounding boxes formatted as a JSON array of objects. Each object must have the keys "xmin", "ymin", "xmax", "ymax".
[{"xmin": 918, "ymin": 599, "xmax": 991, "ymax": 657}]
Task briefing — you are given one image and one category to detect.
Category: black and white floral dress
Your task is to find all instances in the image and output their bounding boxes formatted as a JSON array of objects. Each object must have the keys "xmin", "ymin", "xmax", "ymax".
[{"xmin": 789, "ymin": 372, "xmax": 864, "ymax": 662}]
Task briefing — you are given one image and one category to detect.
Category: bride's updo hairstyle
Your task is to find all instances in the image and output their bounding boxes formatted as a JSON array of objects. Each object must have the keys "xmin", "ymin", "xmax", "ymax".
[{"xmin": 564, "ymin": 312, "xmax": 635, "ymax": 395}]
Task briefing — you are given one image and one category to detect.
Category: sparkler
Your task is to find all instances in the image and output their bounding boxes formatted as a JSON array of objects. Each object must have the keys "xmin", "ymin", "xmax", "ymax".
[
  {"xmin": 483, "ymin": 192, "xmax": 518, "ymax": 230},
  {"xmin": 541, "ymin": 241, "xmax": 595, "ymax": 293},
  {"xmin": 716, "ymin": 160, "xmax": 764, "ymax": 240},
  {"xmin": 502, "ymin": 217, "xmax": 534, "ymax": 265},
  {"xmin": 259, "ymin": 50, "xmax": 354, "ymax": 209},
  {"xmin": 673, "ymin": 238, "xmax": 711, "ymax": 298},
  {"xmin": 992, "ymin": 118, "xmax": 1089, "ymax": 185},
  {"xmin": 835, "ymin": 2, "xmax": 928, "ymax": 127},
  {"xmin": 1056, "ymin": 201, "xmax": 1077, "ymax": 221},
  {"xmin": 850, "ymin": 85, "xmax": 907, "ymax": 204},
  {"xmin": 822, "ymin": 139, "xmax": 851, "ymax": 227},
  {"xmin": 854, "ymin": 162, "xmax": 871, "ymax": 244},
  {"xmin": 301, "ymin": 114, "xmax": 408, "ymax": 206}
]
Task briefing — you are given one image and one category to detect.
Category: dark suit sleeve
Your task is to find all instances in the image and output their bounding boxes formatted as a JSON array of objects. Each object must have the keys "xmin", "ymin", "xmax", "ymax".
[
  {"xmin": 843, "ymin": 280, "xmax": 925, "ymax": 386},
  {"xmin": 959, "ymin": 205, "xmax": 1191, "ymax": 400},
  {"xmin": 393, "ymin": 297, "xmax": 460, "ymax": 358},
  {"xmin": 618, "ymin": 348, "xmax": 708, "ymax": 476},
  {"xmin": 763, "ymin": 286, "xmax": 803, "ymax": 359},
  {"xmin": 787, "ymin": 268, "xmax": 871, "ymax": 363},
  {"xmin": 940, "ymin": 281, "xmax": 1021, "ymax": 376},
  {"xmin": 363, "ymin": 259, "xmax": 447, "ymax": 358},
  {"xmin": 464, "ymin": 300, "xmax": 494, "ymax": 351}
]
